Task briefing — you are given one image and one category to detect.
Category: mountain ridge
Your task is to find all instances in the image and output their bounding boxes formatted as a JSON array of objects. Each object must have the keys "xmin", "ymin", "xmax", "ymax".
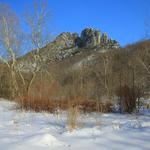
[{"xmin": 18, "ymin": 27, "xmax": 120, "ymax": 72}]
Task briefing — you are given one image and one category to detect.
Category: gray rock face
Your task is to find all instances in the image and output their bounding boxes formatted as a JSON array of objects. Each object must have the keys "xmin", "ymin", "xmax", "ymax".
[
  {"xmin": 54, "ymin": 28, "xmax": 119, "ymax": 50},
  {"xmin": 101, "ymin": 33, "xmax": 109, "ymax": 45},
  {"xmin": 108, "ymin": 39, "xmax": 120, "ymax": 49},
  {"xmin": 54, "ymin": 32, "xmax": 78, "ymax": 49},
  {"xmin": 54, "ymin": 47, "xmax": 79, "ymax": 61},
  {"xmin": 100, "ymin": 33, "xmax": 119, "ymax": 49},
  {"xmin": 80, "ymin": 28, "xmax": 101, "ymax": 47}
]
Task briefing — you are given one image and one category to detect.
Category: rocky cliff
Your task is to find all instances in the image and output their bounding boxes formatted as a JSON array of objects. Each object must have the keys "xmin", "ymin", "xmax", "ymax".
[
  {"xmin": 54, "ymin": 28, "xmax": 119, "ymax": 49},
  {"xmin": 18, "ymin": 28, "xmax": 120, "ymax": 72}
]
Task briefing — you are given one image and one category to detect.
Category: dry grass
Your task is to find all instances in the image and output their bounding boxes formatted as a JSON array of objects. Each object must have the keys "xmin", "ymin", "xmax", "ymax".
[
  {"xmin": 17, "ymin": 88, "xmax": 112, "ymax": 113},
  {"xmin": 67, "ymin": 105, "xmax": 80, "ymax": 131}
]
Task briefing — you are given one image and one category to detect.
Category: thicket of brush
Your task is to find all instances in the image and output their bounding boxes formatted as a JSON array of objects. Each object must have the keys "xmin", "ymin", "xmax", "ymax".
[{"xmin": 0, "ymin": 40, "xmax": 149, "ymax": 115}]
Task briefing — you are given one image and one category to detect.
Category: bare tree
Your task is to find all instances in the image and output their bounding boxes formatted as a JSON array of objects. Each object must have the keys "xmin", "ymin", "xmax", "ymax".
[
  {"xmin": 0, "ymin": 3, "xmax": 24, "ymax": 98},
  {"xmin": 143, "ymin": 19, "xmax": 150, "ymax": 76},
  {"xmin": 92, "ymin": 51, "xmax": 114, "ymax": 102},
  {"xmin": 138, "ymin": 49, "xmax": 150, "ymax": 76},
  {"xmin": 24, "ymin": 0, "xmax": 52, "ymax": 94},
  {"xmin": 135, "ymin": 42, "xmax": 150, "ymax": 90}
]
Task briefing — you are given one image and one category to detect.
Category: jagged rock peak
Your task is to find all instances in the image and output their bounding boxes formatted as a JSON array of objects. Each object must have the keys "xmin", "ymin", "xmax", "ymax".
[
  {"xmin": 54, "ymin": 28, "xmax": 120, "ymax": 49},
  {"xmin": 101, "ymin": 33, "xmax": 109, "ymax": 44},
  {"xmin": 80, "ymin": 28, "xmax": 101, "ymax": 47},
  {"xmin": 54, "ymin": 32, "xmax": 79, "ymax": 49}
]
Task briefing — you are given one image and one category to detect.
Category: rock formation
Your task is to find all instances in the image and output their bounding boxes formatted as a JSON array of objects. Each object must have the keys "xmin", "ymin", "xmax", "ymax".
[
  {"xmin": 80, "ymin": 28, "xmax": 101, "ymax": 47},
  {"xmin": 53, "ymin": 28, "xmax": 119, "ymax": 49},
  {"xmin": 17, "ymin": 27, "xmax": 120, "ymax": 72},
  {"xmin": 101, "ymin": 33, "xmax": 109, "ymax": 45},
  {"xmin": 54, "ymin": 32, "xmax": 78, "ymax": 49}
]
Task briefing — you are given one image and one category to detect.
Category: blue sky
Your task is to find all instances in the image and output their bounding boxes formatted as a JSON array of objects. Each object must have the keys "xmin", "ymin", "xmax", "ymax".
[{"xmin": 1, "ymin": 0, "xmax": 150, "ymax": 46}]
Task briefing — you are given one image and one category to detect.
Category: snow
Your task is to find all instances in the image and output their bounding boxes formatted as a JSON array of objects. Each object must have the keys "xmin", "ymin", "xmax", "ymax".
[
  {"xmin": 0, "ymin": 98, "xmax": 150, "ymax": 150},
  {"xmin": 22, "ymin": 133, "xmax": 63, "ymax": 147}
]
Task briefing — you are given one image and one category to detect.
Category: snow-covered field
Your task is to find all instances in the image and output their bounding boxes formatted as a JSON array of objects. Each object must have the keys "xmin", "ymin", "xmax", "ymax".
[{"xmin": 0, "ymin": 98, "xmax": 150, "ymax": 150}]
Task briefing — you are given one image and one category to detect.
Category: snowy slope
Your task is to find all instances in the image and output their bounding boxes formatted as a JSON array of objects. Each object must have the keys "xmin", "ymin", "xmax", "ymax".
[{"xmin": 0, "ymin": 98, "xmax": 150, "ymax": 150}]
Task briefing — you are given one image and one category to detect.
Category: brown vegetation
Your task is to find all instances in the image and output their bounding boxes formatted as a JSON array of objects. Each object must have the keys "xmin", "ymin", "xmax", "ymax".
[{"xmin": 0, "ymin": 40, "xmax": 149, "ymax": 114}]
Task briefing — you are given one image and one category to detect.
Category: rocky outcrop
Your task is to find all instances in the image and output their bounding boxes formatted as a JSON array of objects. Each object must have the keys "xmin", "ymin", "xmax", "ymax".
[
  {"xmin": 53, "ymin": 28, "xmax": 119, "ymax": 50},
  {"xmin": 101, "ymin": 33, "xmax": 109, "ymax": 45},
  {"xmin": 77, "ymin": 28, "xmax": 119, "ymax": 49},
  {"xmin": 54, "ymin": 32, "xmax": 78, "ymax": 49},
  {"xmin": 107, "ymin": 39, "xmax": 120, "ymax": 49},
  {"xmin": 100, "ymin": 33, "xmax": 119, "ymax": 49},
  {"xmin": 80, "ymin": 28, "xmax": 101, "ymax": 47},
  {"xmin": 54, "ymin": 47, "xmax": 79, "ymax": 61}
]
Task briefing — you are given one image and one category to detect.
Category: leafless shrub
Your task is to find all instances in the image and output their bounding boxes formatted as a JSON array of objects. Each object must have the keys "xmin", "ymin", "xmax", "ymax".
[{"xmin": 116, "ymin": 85, "xmax": 144, "ymax": 113}]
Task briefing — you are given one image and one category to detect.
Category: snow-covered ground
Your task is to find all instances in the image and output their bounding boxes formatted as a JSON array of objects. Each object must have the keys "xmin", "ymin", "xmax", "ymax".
[{"xmin": 0, "ymin": 98, "xmax": 150, "ymax": 150}]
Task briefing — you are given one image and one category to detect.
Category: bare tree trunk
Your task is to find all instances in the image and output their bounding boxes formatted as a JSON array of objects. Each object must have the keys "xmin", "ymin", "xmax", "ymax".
[{"xmin": 26, "ymin": 72, "xmax": 36, "ymax": 95}]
